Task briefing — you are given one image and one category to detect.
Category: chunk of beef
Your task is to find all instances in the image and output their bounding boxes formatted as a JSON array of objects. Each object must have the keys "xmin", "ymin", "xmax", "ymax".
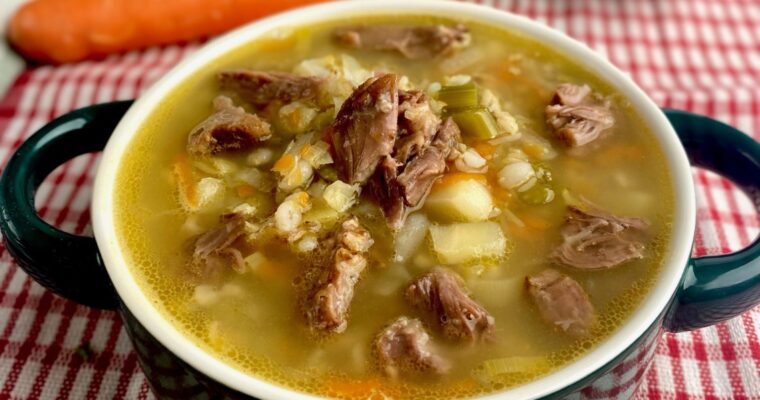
[
  {"xmin": 526, "ymin": 269, "xmax": 596, "ymax": 338},
  {"xmin": 396, "ymin": 118, "xmax": 460, "ymax": 206},
  {"xmin": 395, "ymin": 90, "xmax": 441, "ymax": 164},
  {"xmin": 334, "ymin": 24, "xmax": 471, "ymax": 59},
  {"xmin": 367, "ymin": 156, "xmax": 406, "ymax": 229},
  {"xmin": 552, "ymin": 206, "xmax": 649, "ymax": 270},
  {"xmin": 375, "ymin": 316, "xmax": 451, "ymax": 378},
  {"xmin": 300, "ymin": 216, "xmax": 374, "ymax": 333},
  {"xmin": 545, "ymin": 83, "xmax": 614, "ymax": 147},
  {"xmin": 187, "ymin": 96, "xmax": 271, "ymax": 156},
  {"xmin": 371, "ymin": 118, "xmax": 462, "ymax": 230},
  {"xmin": 191, "ymin": 215, "xmax": 247, "ymax": 275},
  {"xmin": 218, "ymin": 70, "xmax": 322, "ymax": 107},
  {"xmin": 327, "ymin": 74, "xmax": 399, "ymax": 185},
  {"xmin": 406, "ymin": 267, "xmax": 494, "ymax": 341}
]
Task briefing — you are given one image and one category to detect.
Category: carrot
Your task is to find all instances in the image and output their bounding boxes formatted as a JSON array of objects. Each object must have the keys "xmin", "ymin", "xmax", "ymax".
[
  {"xmin": 472, "ymin": 141, "xmax": 496, "ymax": 160},
  {"xmin": 432, "ymin": 172, "xmax": 489, "ymax": 192},
  {"xmin": 9, "ymin": 0, "xmax": 329, "ymax": 64},
  {"xmin": 272, "ymin": 154, "xmax": 295, "ymax": 172},
  {"xmin": 173, "ymin": 155, "xmax": 197, "ymax": 209},
  {"xmin": 325, "ymin": 377, "xmax": 382, "ymax": 398},
  {"xmin": 236, "ymin": 184, "xmax": 257, "ymax": 198}
]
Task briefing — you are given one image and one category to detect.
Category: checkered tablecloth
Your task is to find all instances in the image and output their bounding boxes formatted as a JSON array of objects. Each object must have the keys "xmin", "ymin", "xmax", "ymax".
[{"xmin": 0, "ymin": 0, "xmax": 758, "ymax": 399}]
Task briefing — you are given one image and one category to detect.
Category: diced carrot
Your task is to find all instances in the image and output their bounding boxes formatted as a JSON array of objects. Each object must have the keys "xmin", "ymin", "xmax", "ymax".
[
  {"xmin": 298, "ymin": 192, "xmax": 310, "ymax": 206},
  {"xmin": 432, "ymin": 172, "xmax": 488, "ymax": 192},
  {"xmin": 326, "ymin": 377, "xmax": 382, "ymax": 398},
  {"xmin": 522, "ymin": 214, "xmax": 552, "ymax": 230},
  {"xmin": 272, "ymin": 154, "xmax": 295, "ymax": 172},
  {"xmin": 173, "ymin": 155, "xmax": 197, "ymax": 208},
  {"xmin": 299, "ymin": 143, "xmax": 312, "ymax": 158},
  {"xmin": 472, "ymin": 141, "xmax": 496, "ymax": 159},
  {"xmin": 236, "ymin": 185, "xmax": 257, "ymax": 198}
]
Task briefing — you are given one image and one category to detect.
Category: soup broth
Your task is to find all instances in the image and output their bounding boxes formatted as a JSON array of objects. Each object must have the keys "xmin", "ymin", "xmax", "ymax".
[{"xmin": 115, "ymin": 15, "xmax": 673, "ymax": 399}]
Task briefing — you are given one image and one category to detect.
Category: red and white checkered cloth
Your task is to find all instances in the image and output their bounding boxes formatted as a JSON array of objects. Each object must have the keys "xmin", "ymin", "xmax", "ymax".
[{"xmin": 0, "ymin": 0, "xmax": 758, "ymax": 399}]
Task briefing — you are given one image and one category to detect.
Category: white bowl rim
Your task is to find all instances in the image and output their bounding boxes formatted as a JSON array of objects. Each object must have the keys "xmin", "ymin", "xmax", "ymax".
[{"xmin": 91, "ymin": 1, "xmax": 696, "ymax": 399}]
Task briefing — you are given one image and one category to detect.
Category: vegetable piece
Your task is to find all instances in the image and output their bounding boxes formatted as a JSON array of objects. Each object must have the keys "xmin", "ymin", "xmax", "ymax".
[
  {"xmin": 9, "ymin": 0, "xmax": 329, "ymax": 64},
  {"xmin": 497, "ymin": 161, "xmax": 535, "ymax": 190},
  {"xmin": 519, "ymin": 182, "xmax": 555, "ymax": 205},
  {"xmin": 173, "ymin": 156, "xmax": 197, "ymax": 210},
  {"xmin": 246, "ymin": 147, "xmax": 275, "ymax": 167},
  {"xmin": 438, "ymin": 82, "xmax": 478, "ymax": 110},
  {"xmin": 303, "ymin": 199, "xmax": 340, "ymax": 229},
  {"xmin": 429, "ymin": 222, "xmax": 506, "ymax": 264},
  {"xmin": 477, "ymin": 357, "xmax": 551, "ymax": 379},
  {"xmin": 322, "ymin": 180, "xmax": 358, "ymax": 212},
  {"xmin": 393, "ymin": 213, "xmax": 430, "ymax": 263},
  {"xmin": 425, "ymin": 179, "xmax": 493, "ymax": 222},
  {"xmin": 451, "ymin": 108, "xmax": 500, "ymax": 139},
  {"xmin": 278, "ymin": 101, "xmax": 318, "ymax": 134},
  {"xmin": 196, "ymin": 177, "xmax": 226, "ymax": 211},
  {"xmin": 244, "ymin": 252, "xmax": 267, "ymax": 272}
]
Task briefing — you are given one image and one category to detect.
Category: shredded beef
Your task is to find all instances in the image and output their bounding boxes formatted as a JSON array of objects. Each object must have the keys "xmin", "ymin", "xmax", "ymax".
[
  {"xmin": 552, "ymin": 206, "xmax": 649, "ymax": 270},
  {"xmin": 545, "ymin": 83, "xmax": 614, "ymax": 147},
  {"xmin": 370, "ymin": 117, "xmax": 462, "ymax": 230},
  {"xmin": 187, "ymin": 96, "xmax": 271, "ymax": 156},
  {"xmin": 300, "ymin": 216, "xmax": 374, "ymax": 333},
  {"xmin": 218, "ymin": 70, "xmax": 322, "ymax": 107},
  {"xmin": 375, "ymin": 316, "xmax": 451, "ymax": 378},
  {"xmin": 191, "ymin": 214, "xmax": 247, "ymax": 275},
  {"xmin": 326, "ymin": 74, "xmax": 399, "ymax": 185},
  {"xmin": 395, "ymin": 90, "xmax": 441, "ymax": 164},
  {"xmin": 406, "ymin": 267, "xmax": 494, "ymax": 342},
  {"xmin": 334, "ymin": 24, "xmax": 471, "ymax": 59},
  {"xmin": 526, "ymin": 269, "xmax": 596, "ymax": 338}
]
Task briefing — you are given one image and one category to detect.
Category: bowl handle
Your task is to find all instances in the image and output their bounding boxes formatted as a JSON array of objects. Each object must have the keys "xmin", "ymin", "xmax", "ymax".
[
  {"xmin": 663, "ymin": 108, "xmax": 760, "ymax": 332},
  {"xmin": 0, "ymin": 101, "xmax": 133, "ymax": 310}
]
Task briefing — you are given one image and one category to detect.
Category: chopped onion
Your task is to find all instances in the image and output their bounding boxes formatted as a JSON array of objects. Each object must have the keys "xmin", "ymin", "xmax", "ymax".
[
  {"xmin": 302, "ymin": 141, "xmax": 333, "ymax": 168},
  {"xmin": 322, "ymin": 180, "xmax": 358, "ymax": 212}
]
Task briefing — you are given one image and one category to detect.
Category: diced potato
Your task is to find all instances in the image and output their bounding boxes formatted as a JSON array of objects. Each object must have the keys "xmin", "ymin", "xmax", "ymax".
[
  {"xmin": 429, "ymin": 222, "xmax": 506, "ymax": 264},
  {"xmin": 196, "ymin": 177, "xmax": 226, "ymax": 211},
  {"xmin": 425, "ymin": 179, "xmax": 493, "ymax": 222},
  {"xmin": 393, "ymin": 213, "xmax": 430, "ymax": 262},
  {"xmin": 322, "ymin": 180, "xmax": 358, "ymax": 212}
]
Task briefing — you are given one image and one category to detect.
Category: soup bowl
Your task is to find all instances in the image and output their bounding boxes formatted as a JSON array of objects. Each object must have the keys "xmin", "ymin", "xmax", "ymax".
[{"xmin": 1, "ymin": 1, "xmax": 759, "ymax": 399}]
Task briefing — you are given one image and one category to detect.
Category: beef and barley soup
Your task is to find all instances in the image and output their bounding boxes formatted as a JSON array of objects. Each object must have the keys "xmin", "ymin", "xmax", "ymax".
[{"xmin": 115, "ymin": 16, "xmax": 673, "ymax": 399}]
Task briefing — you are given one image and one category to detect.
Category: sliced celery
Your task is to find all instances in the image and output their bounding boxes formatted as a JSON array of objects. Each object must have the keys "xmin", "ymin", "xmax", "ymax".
[
  {"xmin": 438, "ymin": 82, "xmax": 479, "ymax": 111},
  {"xmin": 451, "ymin": 108, "xmax": 500, "ymax": 139}
]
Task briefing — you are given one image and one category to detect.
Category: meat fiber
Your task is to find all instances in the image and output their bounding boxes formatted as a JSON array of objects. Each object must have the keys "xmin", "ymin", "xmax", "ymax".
[
  {"xmin": 334, "ymin": 24, "xmax": 471, "ymax": 59},
  {"xmin": 326, "ymin": 74, "xmax": 399, "ymax": 185},
  {"xmin": 375, "ymin": 316, "xmax": 450, "ymax": 378},
  {"xmin": 545, "ymin": 83, "xmax": 614, "ymax": 147},
  {"xmin": 218, "ymin": 70, "xmax": 323, "ymax": 107},
  {"xmin": 187, "ymin": 95, "xmax": 271, "ymax": 156},
  {"xmin": 300, "ymin": 216, "xmax": 374, "ymax": 333},
  {"xmin": 526, "ymin": 269, "xmax": 596, "ymax": 338},
  {"xmin": 406, "ymin": 267, "xmax": 494, "ymax": 341},
  {"xmin": 552, "ymin": 206, "xmax": 649, "ymax": 270}
]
